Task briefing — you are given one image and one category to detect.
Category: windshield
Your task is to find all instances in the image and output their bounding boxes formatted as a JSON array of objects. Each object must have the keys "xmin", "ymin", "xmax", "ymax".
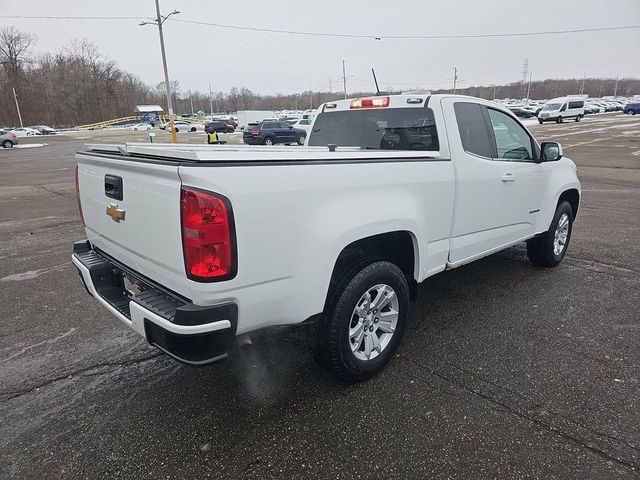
[
  {"xmin": 309, "ymin": 107, "xmax": 439, "ymax": 151},
  {"xmin": 543, "ymin": 103, "xmax": 562, "ymax": 111}
]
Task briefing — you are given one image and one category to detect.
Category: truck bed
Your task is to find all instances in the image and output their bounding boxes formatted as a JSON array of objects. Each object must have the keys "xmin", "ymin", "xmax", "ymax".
[{"xmin": 83, "ymin": 143, "xmax": 442, "ymax": 164}]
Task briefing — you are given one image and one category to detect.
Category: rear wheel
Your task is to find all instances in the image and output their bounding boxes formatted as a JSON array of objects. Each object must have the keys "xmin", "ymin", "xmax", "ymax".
[
  {"xmin": 527, "ymin": 201, "xmax": 574, "ymax": 267},
  {"xmin": 190, "ymin": 127, "xmax": 197, "ymax": 132},
  {"xmin": 297, "ymin": 133, "xmax": 306, "ymax": 145},
  {"xmin": 311, "ymin": 260, "xmax": 410, "ymax": 382},
  {"xmin": 538, "ymin": 119, "xmax": 543, "ymax": 124},
  {"xmin": 263, "ymin": 137, "xmax": 273, "ymax": 146},
  {"xmin": 2, "ymin": 140, "xmax": 13, "ymax": 148}
]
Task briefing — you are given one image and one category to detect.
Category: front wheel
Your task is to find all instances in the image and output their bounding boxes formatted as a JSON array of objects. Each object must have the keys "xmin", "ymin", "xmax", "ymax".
[
  {"xmin": 575, "ymin": 115, "xmax": 581, "ymax": 122},
  {"xmin": 190, "ymin": 127, "xmax": 197, "ymax": 132},
  {"xmin": 296, "ymin": 133, "xmax": 306, "ymax": 145},
  {"xmin": 527, "ymin": 201, "xmax": 574, "ymax": 267},
  {"xmin": 556, "ymin": 116, "xmax": 563, "ymax": 124},
  {"xmin": 312, "ymin": 260, "xmax": 410, "ymax": 382},
  {"xmin": 2, "ymin": 140, "xmax": 13, "ymax": 148},
  {"xmin": 538, "ymin": 119, "xmax": 543, "ymax": 124}
]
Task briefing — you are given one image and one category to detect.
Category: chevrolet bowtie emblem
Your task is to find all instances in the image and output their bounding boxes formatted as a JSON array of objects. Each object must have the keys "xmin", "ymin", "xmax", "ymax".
[{"xmin": 106, "ymin": 203, "xmax": 126, "ymax": 222}]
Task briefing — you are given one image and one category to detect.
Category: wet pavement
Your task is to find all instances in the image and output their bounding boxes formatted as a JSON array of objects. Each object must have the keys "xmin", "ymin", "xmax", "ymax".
[{"xmin": 1, "ymin": 113, "xmax": 639, "ymax": 479}]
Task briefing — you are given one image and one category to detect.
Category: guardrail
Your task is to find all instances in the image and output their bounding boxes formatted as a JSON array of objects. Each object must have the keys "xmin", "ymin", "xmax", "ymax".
[{"xmin": 77, "ymin": 115, "xmax": 208, "ymax": 130}]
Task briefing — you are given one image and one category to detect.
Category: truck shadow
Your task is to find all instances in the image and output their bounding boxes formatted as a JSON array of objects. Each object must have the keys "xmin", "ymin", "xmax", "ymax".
[{"xmin": 151, "ymin": 244, "xmax": 539, "ymax": 404}]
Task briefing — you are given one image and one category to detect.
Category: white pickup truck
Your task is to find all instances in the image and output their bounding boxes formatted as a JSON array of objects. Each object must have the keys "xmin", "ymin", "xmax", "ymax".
[{"xmin": 73, "ymin": 94, "xmax": 580, "ymax": 381}]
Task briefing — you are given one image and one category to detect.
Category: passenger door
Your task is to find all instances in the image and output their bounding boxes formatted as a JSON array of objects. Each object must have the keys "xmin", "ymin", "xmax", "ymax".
[
  {"xmin": 442, "ymin": 98, "xmax": 500, "ymax": 265},
  {"xmin": 486, "ymin": 107, "xmax": 549, "ymax": 246}
]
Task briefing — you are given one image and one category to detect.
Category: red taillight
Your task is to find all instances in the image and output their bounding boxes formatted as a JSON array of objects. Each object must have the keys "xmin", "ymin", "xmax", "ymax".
[
  {"xmin": 75, "ymin": 166, "xmax": 85, "ymax": 226},
  {"xmin": 249, "ymin": 130, "xmax": 260, "ymax": 135},
  {"xmin": 11, "ymin": 133, "xmax": 16, "ymax": 138},
  {"xmin": 181, "ymin": 187, "xmax": 236, "ymax": 281},
  {"xmin": 350, "ymin": 96, "xmax": 390, "ymax": 109}
]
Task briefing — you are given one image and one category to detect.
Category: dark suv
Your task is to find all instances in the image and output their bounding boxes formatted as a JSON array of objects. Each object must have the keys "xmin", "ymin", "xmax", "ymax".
[
  {"xmin": 623, "ymin": 102, "xmax": 640, "ymax": 115},
  {"xmin": 205, "ymin": 121, "xmax": 235, "ymax": 134},
  {"xmin": 243, "ymin": 121, "xmax": 307, "ymax": 146}
]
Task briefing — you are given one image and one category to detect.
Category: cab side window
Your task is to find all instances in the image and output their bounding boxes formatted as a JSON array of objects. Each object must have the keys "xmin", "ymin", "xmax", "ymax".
[
  {"xmin": 454, "ymin": 102, "xmax": 492, "ymax": 158},
  {"xmin": 487, "ymin": 109, "xmax": 534, "ymax": 161}
]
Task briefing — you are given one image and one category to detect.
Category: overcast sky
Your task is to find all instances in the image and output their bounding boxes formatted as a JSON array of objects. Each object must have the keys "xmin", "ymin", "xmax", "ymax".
[{"xmin": 4, "ymin": 0, "xmax": 640, "ymax": 95}]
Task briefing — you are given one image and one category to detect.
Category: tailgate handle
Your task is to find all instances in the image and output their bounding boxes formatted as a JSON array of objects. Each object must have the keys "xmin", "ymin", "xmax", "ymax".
[{"xmin": 105, "ymin": 175, "xmax": 123, "ymax": 200}]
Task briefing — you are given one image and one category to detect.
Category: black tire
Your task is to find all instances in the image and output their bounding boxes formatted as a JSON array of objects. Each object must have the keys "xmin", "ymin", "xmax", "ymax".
[
  {"xmin": 575, "ymin": 115, "xmax": 580, "ymax": 122},
  {"xmin": 190, "ymin": 127, "xmax": 196, "ymax": 132},
  {"xmin": 174, "ymin": 128, "xmax": 179, "ymax": 133},
  {"xmin": 227, "ymin": 128, "xmax": 234, "ymax": 133},
  {"xmin": 2, "ymin": 140, "xmax": 13, "ymax": 148},
  {"xmin": 527, "ymin": 201, "xmax": 574, "ymax": 267},
  {"xmin": 263, "ymin": 137, "xmax": 273, "ymax": 145},
  {"xmin": 538, "ymin": 119, "xmax": 543, "ymax": 124},
  {"xmin": 313, "ymin": 260, "xmax": 410, "ymax": 382},
  {"xmin": 296, "ymin": 134, "xmax": 306, "ymax": 145},
  {"xmin": 556, "ymin": 116, "xmax": 563, "ymax": 124}
]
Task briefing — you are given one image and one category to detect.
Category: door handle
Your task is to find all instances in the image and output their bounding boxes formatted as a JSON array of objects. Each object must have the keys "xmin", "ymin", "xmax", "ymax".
[{"xmin": 501, "ymin": 173, "xmax": 516, "ymax": 182}]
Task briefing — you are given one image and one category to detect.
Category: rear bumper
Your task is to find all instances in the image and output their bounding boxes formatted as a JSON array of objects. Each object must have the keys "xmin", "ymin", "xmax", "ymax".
[
  {"xmin": 243, "ymin": 137, "xmax": 261, "ymax": 145},
  {"xmin": 72, "ymin": 240, "xmax": 237, "ymax": 365}
]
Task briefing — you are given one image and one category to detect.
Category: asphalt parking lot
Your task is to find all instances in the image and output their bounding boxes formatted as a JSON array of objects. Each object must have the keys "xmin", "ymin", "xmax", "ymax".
[{"xmin": 1, "ymin": 113, "xmax": 639, "ymax": 479}]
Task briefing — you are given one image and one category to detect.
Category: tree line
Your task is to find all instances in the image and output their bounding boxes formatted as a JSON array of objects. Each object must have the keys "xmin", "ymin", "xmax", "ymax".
[{"xmin": 1, "ymin": 26, "xmax": 638, "ymax": 128}]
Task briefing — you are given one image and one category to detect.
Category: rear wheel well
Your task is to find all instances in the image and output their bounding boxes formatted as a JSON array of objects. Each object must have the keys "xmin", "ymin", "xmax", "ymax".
[
  {"xmin": 558, "ymin": 189, "xmax": 579, "ymax": 219},
  {"xmin": 329, "ymin": 231, "xmax": 418, "ymax": 301}
]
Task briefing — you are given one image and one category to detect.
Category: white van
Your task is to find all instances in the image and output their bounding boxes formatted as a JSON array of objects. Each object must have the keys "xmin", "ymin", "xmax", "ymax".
[{"xmin": 538, "ymin": 96, "xmax": 585, "ymax": 124}]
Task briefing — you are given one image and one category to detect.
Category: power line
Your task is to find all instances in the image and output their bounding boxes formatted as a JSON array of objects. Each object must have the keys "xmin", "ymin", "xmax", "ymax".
[
  {"xmin": 0, "ymin": 15, "xmax": 146, "ymax": 20},
  {"xmin": 169, "ymin": 19, "xmax": 640, "ymax": 40},
  {"xmin": 4, "ymin": 15, "xmax": 637, "ymax": 39}
]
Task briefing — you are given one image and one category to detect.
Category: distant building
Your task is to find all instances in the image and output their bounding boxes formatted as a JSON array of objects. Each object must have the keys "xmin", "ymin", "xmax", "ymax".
[{"xmin": 135, "ymin": 105, "xmax": 163, "ymax": 123}]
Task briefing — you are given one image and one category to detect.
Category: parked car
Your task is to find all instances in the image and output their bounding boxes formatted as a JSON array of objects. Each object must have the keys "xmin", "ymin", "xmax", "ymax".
[
  {"xmin": 623, "ymin": 102, "xmax": 640, "ymax": 115},
  {"xmin": 160, "ymin": 121, "xmax": 201, "ymax": 133},
  {"xmin": 205, "ymin": 121, "xmax": 235, "ymax": 134},
  {"xmin": 291, "ymin": 118, "xmax": 312, "ymax": 134},
  {"xmin": 0, "ymin": 129, "xmax": 19, "ymax": 148},
  {"xmin": 11, "ymin": 127, "xmax": 40, "ymax": 137},
  {"xmin": 538, "ymin": 97, "xmax": 585, "ymax": 124},
  {"xmin": 30, "ymin": 125, "xmax": 57, "ymax": 135},
  {"xmin": 73, "ymin": 93, "xmax": 580, "ymax": 381},
  {"xmin": 508, "ymin": 106, "xmax": 535, "ymax": 118},
  {"xmin": 129, "ymin": 123, "xmax": 152, "ymax": 131},
  {"xmin": 243, "ymin": 121, "xmax": 306, "ymax": 145}
]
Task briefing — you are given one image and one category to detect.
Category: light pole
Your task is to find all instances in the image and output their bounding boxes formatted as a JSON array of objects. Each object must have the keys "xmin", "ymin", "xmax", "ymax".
[{"xmin": 141, "ymin": 1, "xmax": 179, "ymax": 144}]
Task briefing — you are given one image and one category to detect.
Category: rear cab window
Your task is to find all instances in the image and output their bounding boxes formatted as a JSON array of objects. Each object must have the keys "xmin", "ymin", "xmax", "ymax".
[{"xmin": 309, "ymin": 107, "xmax": 439, "ymax": 151}]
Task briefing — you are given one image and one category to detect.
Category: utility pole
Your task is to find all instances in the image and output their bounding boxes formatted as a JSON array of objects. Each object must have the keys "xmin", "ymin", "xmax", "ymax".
[
  {"xmin": 141, "ymin": 1, "xmax": 180, "ymax": 143},
  {"xmin": 519, "ymin": 58, "xmax": 529, "ymax": 99},
  {"xmin": 329, "ymin": 78, "xmax": 332, "ymax": 94},
  {"xmin": 580, "ymin": 73, "xmax": 586, "ymax": 95},
  {"xmin": 189, "ymin": 92, "xmax": 194, "ymax": 116},
  {"xmin": 614, "ymin": 75, "xmax": 619, "ymax": 96},
  {"xmin": 492, "ymin": 84, "xmax": 497, "ymax": 100},
  {"xmin": 209, "ymin": 82, "xmax": 214, "ymax": 116},
  {"xmin": 12, "ymin": 87, "xmax": 23, "ymax": 128},
  {"xmin": 309, "ymin": 84, "xmax": 312, "ymax": 110},
  {"xmin": 526, "ymin": 72, "xmax": 533, "ymax": 100},
  {"xmin": 342, "ymin": 60, "xmax": 347, "ymax": 99},
  {"xmin": 452, "ymin": 67, "xmax": 458, "ymax": 94}
]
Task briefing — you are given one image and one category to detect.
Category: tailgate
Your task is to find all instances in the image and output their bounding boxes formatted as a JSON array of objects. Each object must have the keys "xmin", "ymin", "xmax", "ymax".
[{"xmin": 77, "ymin": 152, "xmax": 187, "ymax": 296}]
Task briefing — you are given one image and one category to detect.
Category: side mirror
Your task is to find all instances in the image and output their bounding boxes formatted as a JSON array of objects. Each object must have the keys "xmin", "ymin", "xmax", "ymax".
[
  {"xmin": 288, "ymin": 125, "xmax": 293, "ymax": 129},
  {"xmin": 540, "ymin": 142, "xmax": 563, "ymax": 162}
]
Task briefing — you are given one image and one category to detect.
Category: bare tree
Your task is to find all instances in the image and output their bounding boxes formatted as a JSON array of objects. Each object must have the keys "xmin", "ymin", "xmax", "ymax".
[{"xmin": 0, "ymin": 26, "xmax": 36, "ymax": 81}]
